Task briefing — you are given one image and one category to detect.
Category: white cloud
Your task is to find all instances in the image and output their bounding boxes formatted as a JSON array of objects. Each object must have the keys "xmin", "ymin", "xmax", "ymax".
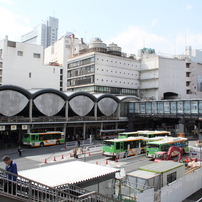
[
  {"xmin": 0, "ymin": 7, "xmax": 31, "ymax": 41},
  {"xmin": 0, "ymin": 0, "xmax": 13, "ymax": 4},
  {"xmin": 151, "ymin": 19, "xmax": 158, "ymax": 27},
  {"xmin": 186, "ymin": 4, "xmax": 192, "ymax": 10},
  {"xmin": 104, "ymin": 26, "xmax": 202, "ymax": 55}
]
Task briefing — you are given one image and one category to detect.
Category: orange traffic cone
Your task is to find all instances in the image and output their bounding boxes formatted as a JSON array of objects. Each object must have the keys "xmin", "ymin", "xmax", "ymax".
[
  {"xmin": 53, "ymin": 156, "xmax": 56, "ymax": 161},
  {"xmin": 61, "ymin": 155, "xmax": 64, "ymax": 159},
  {"xmin": 88, "ymin": 152, "xmax": 91, "ymax": 156},
  {"xmin": 115, "ymin": 157, "xmax": 118, "ymax": 162},
  {"xmin": 96, "ymin": 161, "xmax": 98, "ymax": 164},
  {"xmin": 70, "ymin": 153, "xmax": 73, "ymax": 157},
  {"xmin": 44, "ymin": 158, "xmax": 47, "ymax": 163},
  {"xmin": 106, "ymin": 160, "xmax": 108, "ymax": 164}
]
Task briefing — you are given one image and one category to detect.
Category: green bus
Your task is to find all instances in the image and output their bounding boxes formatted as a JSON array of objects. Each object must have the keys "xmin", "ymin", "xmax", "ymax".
[
  {"xmin": 102, "ymin": 136, "xmax": 146, "ymax": 158},
  {"xmin": 146, "ymin": 137, "xmax": 189, "ymax": 158},
  {"xmin": 137, "ymin": 130, "xmax": 171, "ymax": 138},
  {"xmin": 118, "ymin": 131, "xmax": 139, "ymax": 139},
  {"xmin": 22, "ymin": 131, "xmax": 65, "ymax": 147}
]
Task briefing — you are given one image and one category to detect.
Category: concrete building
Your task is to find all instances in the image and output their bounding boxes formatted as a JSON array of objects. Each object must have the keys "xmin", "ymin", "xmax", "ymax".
[
  {"xmin": 67, "ymin": 37, "xmax": 140, "ymax": 96},
  {"xmin": 0, "ymin": 37, "xmax": 60, "ymax": 89},
  {"xmin": 44, "ymin": 33, "xmax": 81, "ymax": 91},
  {"xmin": 21, "ymin": 16, "xmax": 59, "ymax": 49},
  {"xmin": 138, "ymin": 47, "xmax": 202, "ymax": 100}
]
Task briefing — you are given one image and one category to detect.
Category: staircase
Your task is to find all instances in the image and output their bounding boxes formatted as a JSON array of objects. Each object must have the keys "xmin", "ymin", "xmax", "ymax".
[{"xmin": 0, "ymin": 168, "xmax": 120, "ymax": 202}]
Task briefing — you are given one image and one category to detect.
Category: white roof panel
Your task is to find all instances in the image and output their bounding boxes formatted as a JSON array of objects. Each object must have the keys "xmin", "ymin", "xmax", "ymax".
[
  {"xmin": 19, "ymin": 161, "xmax": 120, "ymax": 187},
  {"xmin": 127, "ymin": 170, "xmax": 160, "ymax": 179}
]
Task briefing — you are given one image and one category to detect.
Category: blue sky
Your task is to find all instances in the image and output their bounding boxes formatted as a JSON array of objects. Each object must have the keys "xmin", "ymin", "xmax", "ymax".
[{"xmin": 0, "ymin": 0, "xmax": 201, "ymax": 55}]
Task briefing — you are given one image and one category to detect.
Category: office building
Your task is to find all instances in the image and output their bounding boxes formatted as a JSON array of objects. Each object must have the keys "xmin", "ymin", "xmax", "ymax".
[{"xmin": 21, "ymin": 16, "xmax": 59, "ymax": 49}]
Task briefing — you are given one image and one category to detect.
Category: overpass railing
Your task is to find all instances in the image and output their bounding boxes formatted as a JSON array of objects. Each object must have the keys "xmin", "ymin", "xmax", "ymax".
[{"xmin": 0, "ymin": 168, "xmax": 120, "ymax": 202}]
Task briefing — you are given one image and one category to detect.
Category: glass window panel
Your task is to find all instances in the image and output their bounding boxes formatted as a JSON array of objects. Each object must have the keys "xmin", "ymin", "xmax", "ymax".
[
  {"xmin": 184, "ymin": 101, "xmax": 190, "ymax": 113},
  {"xmin": 177, "ymin": 101, "xmax": 183, "ymax": 113},
  {"xmin": 171, "ymin": 102, "xmax": 176, "ymax": 114},
  {"xmin": 191, "ymin": 101, "xmax": 198, "ymax": 114}
]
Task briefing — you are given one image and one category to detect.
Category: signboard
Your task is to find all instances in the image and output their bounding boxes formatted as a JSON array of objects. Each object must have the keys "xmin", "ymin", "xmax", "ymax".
[
  {"xmin": 11, "ymin": 125, "xmax": 17, "ymax": 130},
  {"xmin": 22, "ymin": 125, "xmax": 27, "ymax": 130},
  {"xmin": 0, "ymin": 126, "xmax": 5, "ymax": 131}
]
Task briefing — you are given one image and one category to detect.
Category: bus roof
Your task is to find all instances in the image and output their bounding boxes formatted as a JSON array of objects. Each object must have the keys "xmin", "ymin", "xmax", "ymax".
[
  {"xmin": 142, "ymin": 136, "xmax": 167, "ymax": 141},
  {"xmin": 138, "ymin": 130, "xmax": 170, "ymax": 135},
  {"xmin": 100, "ymin": 129, "xmax": 125, "ymax": 132},
  {"xmin": 103, "ymin": 136, "xmax": 145, "ymax": 142},
  {"xmin": 147, "ymin": 137, "xmax": 188, "ymax": 145},
  {"xmin": 26, "ymin": 131, "xmax": 62, "ymax": 135},
  {"xmin": 119, "ymin": 132, "xmax": 138, "ymax": 135}
]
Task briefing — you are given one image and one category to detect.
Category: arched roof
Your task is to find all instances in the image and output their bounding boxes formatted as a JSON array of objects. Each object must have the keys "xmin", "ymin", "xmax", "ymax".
[
  {"xmin": 96, "ymin": 94, "xmax": 120, "ymax": 103},
  {"xmin": 0, "ymin": 85, "xmax": 32, "ymax": 99},
  {"xmin": 32, "ymin": 89, "xmax": 68, "ymax": 100},
  {"xmin": 117, "ymin": 95, "xmax": 141, "ymax": 102}
]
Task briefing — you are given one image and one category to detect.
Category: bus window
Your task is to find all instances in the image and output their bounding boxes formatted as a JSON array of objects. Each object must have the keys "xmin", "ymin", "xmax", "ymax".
[
  {"xmin": 148, "ymin": 144, "xmax": 159, "ymax": 149},
  {"xmin": 24, "ymin": 134, "xmax": 29, "ymax": 138},
  {"xmin": 161, "ymin": 145, "xmax": 168, "ymax": 151},
  {"xmin": 39, "ymin": 135, "xmax": 44, "ymax": 140},
  {"xmin": 103, "ymin": 141, "xmax": 114, "ymax": 147},
  {"xmin": 116, "ymin": 142, "xmax": 121, "ymax": 150},
  {"xmin": 31, "ymin": 135, "xmax": 36, "ymax": 141}
]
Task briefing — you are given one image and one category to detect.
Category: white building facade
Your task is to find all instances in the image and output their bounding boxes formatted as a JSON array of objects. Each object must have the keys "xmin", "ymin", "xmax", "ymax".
[
  {"xmin": 66, "ymin": 38, "xmax": 140, "ymax": 95},
  {"xmin": 21, "ymin": 16, "xmax": 59, "ymax": 49},
  {"xmin": 0, "ymin": 37, "xmax": 60, "ymax": 90},
  {"xmin": 139, "ymin": 48, "xmax": 202, "ymax": 100}
]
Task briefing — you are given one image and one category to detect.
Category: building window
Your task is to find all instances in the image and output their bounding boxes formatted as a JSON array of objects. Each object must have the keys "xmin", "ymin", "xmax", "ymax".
[
  {"xmin": 29, "ymin": 72, "xmax": 31, "ymax": 78},
  {"xmin": 33, "ymin": 53, "xmax": 41, "ymax": 58},
  {"xmin": 186, "ymin": 72, "xmax": 191, "ymax": 77},
  {"xmin": 17, "ymin": 51, "xmax": 23, "ymax": 56},
  {"xmin": 0, "ymin": 69, "xmax": 2, "ymax": 75},
  {"xmin": 0, "ymin": 62, "xmax": 2, "ymax": 68},
  {"xmin": 7, "ymin": 41, "xmax": 16, "ymax": 48},
  {"xmin": 167, "ymin": 172, "xmax": 176, "ymax": 184}
]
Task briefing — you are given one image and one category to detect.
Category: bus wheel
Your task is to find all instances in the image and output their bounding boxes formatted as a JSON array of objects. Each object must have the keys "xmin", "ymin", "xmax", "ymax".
[
  {"xmin": 40, "ymin": 142, "xmax": 44, "ymax": 147},
  {"xmin": 56, "ymin": 141, "xmax": 60, "ymax": 145}
]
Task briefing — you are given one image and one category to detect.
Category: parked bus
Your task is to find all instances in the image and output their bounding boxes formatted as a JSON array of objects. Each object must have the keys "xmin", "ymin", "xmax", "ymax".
[
  {"xmin": 118, "ymin": 131, "xmax": 139, "ymax": 139},
  {"xmin": 137, "ymin": 130, "xmax": 171, "ymax": 138},
  {"xmin": 102, "ymin": 136, "xmax": 146, "ymax": 158},
  {"xmin": 145, "ymin": 137, "xmax": 189, "ymax": 158},
  {"xmin": 98, "ymin": 129, "xmax": 125, "ymax": 140},
  {"xmin": 22, "ymin": 131, "xmax": 65, "ymax": 147}
]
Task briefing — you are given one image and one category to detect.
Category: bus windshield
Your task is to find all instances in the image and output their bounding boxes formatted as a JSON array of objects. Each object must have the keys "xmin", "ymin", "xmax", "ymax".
[
  {"xmin": 103, "ymin": 141, "xmax": 114, "ymax": 147},
  {"xmin": 147, "ymin": 144, "xmax": 159, "ymax": 149}
]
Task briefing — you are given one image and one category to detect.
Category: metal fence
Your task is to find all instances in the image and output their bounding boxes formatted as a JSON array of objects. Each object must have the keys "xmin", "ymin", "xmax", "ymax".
[{"xmin": 0, "ymin": 168, "xmax": 120, "ymax": 202}]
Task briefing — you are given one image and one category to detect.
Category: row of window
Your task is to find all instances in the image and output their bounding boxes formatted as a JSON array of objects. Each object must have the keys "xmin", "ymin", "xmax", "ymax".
[
  {"xmin": 98, "ymin": 68, "xmax": 138, "ymax": 76},
  {"xmin": 68, "ymin": 65, "xmax": 95, "ymax": 78},
  {"xmin": 68, "ymin": 56, "xmax": 95, "ymax": 69},
  {"xmin": 96, "ymin": 78, "xmax": 137, "ymax": 85},
  {"xmin": 96, "ymin": 57, "xmax": 139, "ymax": 67},
  {"xmin": 67, "ymin": 85, "xmax": 137, "ymax": 96},
  {"xmin": 129, "ymin": 100, "xmax": 202, "ymax": 114},
  {"xmin": 17, "ymin": 51, "xmax": 41, "ymax": 58}
]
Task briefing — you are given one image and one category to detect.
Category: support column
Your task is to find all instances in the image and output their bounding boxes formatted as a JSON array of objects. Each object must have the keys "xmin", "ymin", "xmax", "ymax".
[
  {"xmin": 100, "ymin": 122, "xmax": 103, "ymax": 130},
  {"xmin": 94, "ymin": 102, "xmax": 97, "ymax": 121},
  {"xmin": 65, "ymin": 101, "xmax": 69, "ymax": 121},
  {"xmin": 29, "ymin": 99, "xmax": 32, "ymax": 122},
  {"xmin": 115, "ymin": 122, "xmax": 118, "ymax": 129},
  {"xmin": 178, "ymin": 118, "xmax": 185, "ymax": 135},
  {"xmin": 117, "ymin": 104, "xmax": 120, "ymax": 119},
  {"xmin": 63, "ymin": 124, "xmax": 67, "ymax": 140},
  {"xmin": 83, "ymin": 123, "xmax": 86, "ymax": 140}
]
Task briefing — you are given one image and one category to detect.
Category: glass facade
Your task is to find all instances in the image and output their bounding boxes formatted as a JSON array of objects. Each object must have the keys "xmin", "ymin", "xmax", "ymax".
[{"xmin": 130, "ymin": 100, "xmax": 201, "ymax": 115}]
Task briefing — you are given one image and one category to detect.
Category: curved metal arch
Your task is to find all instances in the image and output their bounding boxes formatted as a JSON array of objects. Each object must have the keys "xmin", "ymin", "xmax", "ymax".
[
  {"xmin": 68, "ymin": 91, "xmax": 97, "ymax": 102},
  {"xmin": 0, "ymin": 85, "xmax": 32, "ymax": 99},
  {"xmin": 32, "ymin": 88, "xmax": 68, "ymax": 100},
  {"xmin": 119, "ymin": 96, "xmax": 142, "ymax": 102},
  {"xmin": 96, "ymin": 94, "xmax": 120, "ymax": 103}
]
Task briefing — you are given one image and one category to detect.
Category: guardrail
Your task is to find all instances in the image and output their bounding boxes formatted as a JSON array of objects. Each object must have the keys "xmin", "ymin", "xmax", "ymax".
[
  {"xmin": 65, "ymin": 140, "xmax": 94, "ymax": 148},
  {"xmin": 0, "ymin": 168, "xmax": 120, "ymax": 202}
]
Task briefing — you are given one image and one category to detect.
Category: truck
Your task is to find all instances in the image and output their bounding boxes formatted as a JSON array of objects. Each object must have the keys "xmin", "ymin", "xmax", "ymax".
[{"xmin": 154, "ymin": 146, "xmax": 183, "ymax": 163}]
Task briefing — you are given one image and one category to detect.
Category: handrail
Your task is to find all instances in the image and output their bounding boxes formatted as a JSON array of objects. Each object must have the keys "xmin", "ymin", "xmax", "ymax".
[{"xmin": 0, "ymin": 168, "xmax": 120, "ymax": 202}]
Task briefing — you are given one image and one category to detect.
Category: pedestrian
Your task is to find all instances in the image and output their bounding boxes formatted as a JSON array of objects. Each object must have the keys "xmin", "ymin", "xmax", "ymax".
[
  {"xmin": 77, "ymin": 138, "xmax": 80, "ymax": 147},
  {"xmin": 18, "ymin": 146, "xmax": 22, "ymax": 156},
  {"xmin": 2, "ymin": 155, "xmax": 18, "ymax": 195}
]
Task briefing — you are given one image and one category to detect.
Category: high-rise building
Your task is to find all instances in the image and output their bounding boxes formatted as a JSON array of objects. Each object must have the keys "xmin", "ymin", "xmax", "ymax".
[{"xmin": 21, "ymin": 16, "xmax": 59, "ymax": 49}]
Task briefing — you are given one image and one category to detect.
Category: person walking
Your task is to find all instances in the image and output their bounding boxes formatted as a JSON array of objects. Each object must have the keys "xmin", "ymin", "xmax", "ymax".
[
  {"xmin": 2, "ymin": 155, "xmax": 18, "ymax": 195},
  {"xmin": 18, "ymin": 146, "xmax": 22, "ymax": 156}
]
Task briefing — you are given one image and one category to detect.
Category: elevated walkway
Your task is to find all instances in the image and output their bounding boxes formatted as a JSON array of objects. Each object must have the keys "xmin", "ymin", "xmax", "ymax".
[{"xmin": 0, "ymin": 168, "xmax": 120, "ymax": 202}]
